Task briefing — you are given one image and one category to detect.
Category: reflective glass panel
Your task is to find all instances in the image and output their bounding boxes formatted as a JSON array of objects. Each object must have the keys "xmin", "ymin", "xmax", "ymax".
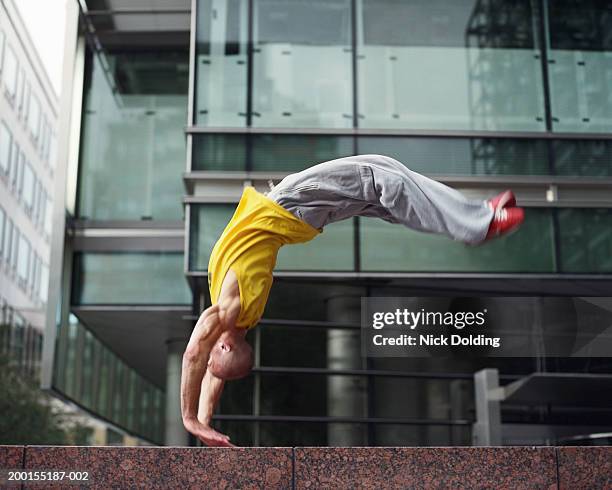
[
  {"xmin": 360, "ymin": 208, "xmax": 555, "ymax": 272},
  {"xmin": 557, "ymin": 208, "xmax": 612, "ymax": 273},
  {"xmin": 547, "ymin": 0, "xmax": 612, "ymax": 133},
  {"xmin": 252, "ymin": 0, "xmax": 353, "ymax": 128},
  {"xmin": 78, "ymin": 50, "xmax": 188, "ymax": 220},
  {"xmin": 276, "ymin": 217, "xmax": 354, "ymax": 271},
  {"xmin": 192, "ymin": 133, "xmax": 247, "ymax": 171},
  {"xmin": 190, "ymin": 204, "xmax": 355, "ymax": 272},
  {"xmin": 0, "ymin": 122, "xmax": 10, "ymax": 174},
  {"xmin": 553, "ymin": 139, "xmax": 612, "ymax": 176},
  {"xmin": 189, "ymin": 204, "xmax": 234, "ymax": 271},
  {"xmin": 72, "ymin": 252, "xmax": 191, "ymax": 305},
  {"xmin": 357, "ymin": 137, "xmax": 549, "ymax": 175},
  {"xmin": 192, "ymin": 133, "xmax": 354, "ymax": 171},
  {"xmin": 195, "ymin": 0, "xmax": 249, "ymax": 126},
  {"xmin": 358, "ymin": 0, "xmax": 545, "ymax": 131},
  {"xmin": 251, "ymin": 134, "xmax": 354, "ymax": 172}
]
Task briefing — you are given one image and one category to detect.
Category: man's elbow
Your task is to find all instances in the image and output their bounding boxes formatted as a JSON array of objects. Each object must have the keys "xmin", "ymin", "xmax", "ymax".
[{"xmin": 183, "ymin": 343, "xmax": 203, "ymax": 364}]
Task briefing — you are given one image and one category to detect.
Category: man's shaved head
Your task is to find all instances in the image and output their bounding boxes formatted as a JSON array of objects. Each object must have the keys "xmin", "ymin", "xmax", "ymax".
[{"xmin": 208, "ymin": 329, "xmax": 254, "ymax": 380}]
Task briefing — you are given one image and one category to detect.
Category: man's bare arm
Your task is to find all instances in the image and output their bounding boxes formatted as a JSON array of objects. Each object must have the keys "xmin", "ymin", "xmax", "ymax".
[
  {"xmin": 180, "ymin": 305, "xmax": 233, "ymax": 446},
  {"xmin": 198, "ymin": 369, "xmax": 225, "ymax": 425}
]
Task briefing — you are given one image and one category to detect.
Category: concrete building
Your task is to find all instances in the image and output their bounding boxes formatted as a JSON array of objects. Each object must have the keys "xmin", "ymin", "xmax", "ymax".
[
  {"xmin": 0, "ymin": 0, "xmax": 58, "ymax": 377},
  {"xmin": 43, "ymin": 0, "xmax": 612, "ymax": 446}
]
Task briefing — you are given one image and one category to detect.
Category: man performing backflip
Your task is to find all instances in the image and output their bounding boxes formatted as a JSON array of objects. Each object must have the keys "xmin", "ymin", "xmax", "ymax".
[{"xmin": 180, "ymin": 154, "xmax": 524, "ymax": 446}]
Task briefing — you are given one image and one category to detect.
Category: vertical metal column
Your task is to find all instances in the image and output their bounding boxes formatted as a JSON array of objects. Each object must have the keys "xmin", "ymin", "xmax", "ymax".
[
  {"xmin": 326, "ymin": 289, "xmax": 367, "ymax": 446},
  {"xmin": 472, "ymin": 368, "xmax": 502, "ymax": 446}
]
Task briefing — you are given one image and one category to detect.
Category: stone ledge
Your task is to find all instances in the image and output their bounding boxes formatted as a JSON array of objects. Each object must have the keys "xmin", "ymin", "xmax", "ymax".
[
  {"xmin": 557, "ymin": 446, "xmax": 612, "ymax": 490},
  {"xmin": 0, "ymin": 445, "xmax": 609, "ymax": 489},
  {"xmin": 295, "ymin": 447, "xmax": 557, "ymax": 489}
]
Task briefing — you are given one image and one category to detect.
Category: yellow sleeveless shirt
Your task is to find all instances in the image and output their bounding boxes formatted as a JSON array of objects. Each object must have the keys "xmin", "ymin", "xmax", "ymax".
[{"xmin": 208, "ymin": 186, "xmax": 320, "ymax": 329}]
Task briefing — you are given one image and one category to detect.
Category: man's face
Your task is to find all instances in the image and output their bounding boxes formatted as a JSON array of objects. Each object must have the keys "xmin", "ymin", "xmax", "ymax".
[
  {"xmin": 208, "ymin": 335, "xmax": 231, "ymax": 369},
  {"xmin": 208, "ymin": 330, "xmax": 253, "ymax": 380}
]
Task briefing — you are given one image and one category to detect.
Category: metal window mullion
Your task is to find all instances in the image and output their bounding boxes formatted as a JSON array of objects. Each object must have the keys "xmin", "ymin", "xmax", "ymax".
[
  {"xmin": 211, "ymin": 414, "xmax": 472, "ymax": 426},
  {"xmin": 91, "ymin": 339, "xmax": 102, "ymax": 414},
  {"xmin": 537, "ymin": 0, "xmax": 554, "ymax": 132},
  {"xmin": 251, "ymin": 366, "xmax": 521, "ymax": 382},
  {"xmin": 185, "ymin": 126, "xmax": 612, "ymax": 141}
]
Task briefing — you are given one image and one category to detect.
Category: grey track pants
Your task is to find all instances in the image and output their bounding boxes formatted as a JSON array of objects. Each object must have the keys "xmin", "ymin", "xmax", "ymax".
[{"xmin": 267, "ymin": 154, "xmax": 494, "ymax": 245}]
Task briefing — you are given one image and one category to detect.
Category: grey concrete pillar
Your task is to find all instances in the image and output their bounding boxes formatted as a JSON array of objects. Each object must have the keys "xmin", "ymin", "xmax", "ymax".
[
  {"xmin": 326, "ymin": 292, "xmax": 367, "ymax": 446},
  {"xmin": 473, "ymin": 368, "xmax": 502, "ymax": 446},
  {"xmin": 165, "ymin": 338, "xmax": 189, "ymax": 446}
]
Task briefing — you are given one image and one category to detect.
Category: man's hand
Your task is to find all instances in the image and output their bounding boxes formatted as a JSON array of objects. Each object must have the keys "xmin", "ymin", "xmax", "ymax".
[{"xmin": 183, "ymin": 417, "xmax": 235, "ymax": 447}]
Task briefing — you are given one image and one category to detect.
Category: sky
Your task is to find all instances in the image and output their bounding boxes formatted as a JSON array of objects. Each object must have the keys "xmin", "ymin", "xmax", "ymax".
[{"xmin": 15, "ymin": 0, "xmax": 69, "ymax": 97}]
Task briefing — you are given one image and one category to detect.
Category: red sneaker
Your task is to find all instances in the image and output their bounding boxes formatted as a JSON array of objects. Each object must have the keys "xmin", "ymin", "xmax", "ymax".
[
  {"xmin": 485, "ymin": 207, "xmax": 525, "ymax": 241},
  {"xmin": 488, "ymin": 190, "xmax": 516, "ymax": 212}
]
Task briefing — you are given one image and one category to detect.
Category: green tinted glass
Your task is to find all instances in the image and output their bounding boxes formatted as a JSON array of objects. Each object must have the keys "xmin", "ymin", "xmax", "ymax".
[
  {"xmin": 558, "ymin": 208, "xmax": 612, "ymax": 273},
  {"xmin": 72, "ymin": 253, "xmax": 191, "ymax": 305},
  {"xmin": 78, "ymin": 50, "xmax": 188, "ymax": 220},
  {"xmin": 360, "ymin": 208, "xmax": 555, "ymax": 272}
]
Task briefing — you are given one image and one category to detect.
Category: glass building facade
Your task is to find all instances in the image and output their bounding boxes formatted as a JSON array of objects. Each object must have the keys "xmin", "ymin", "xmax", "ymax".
[{"xmin": 48, "ymin": 0, "xmax": 612, "ymax": 446}]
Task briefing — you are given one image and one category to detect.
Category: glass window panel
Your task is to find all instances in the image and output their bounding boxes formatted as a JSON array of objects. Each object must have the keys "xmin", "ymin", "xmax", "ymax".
[
  {"xmin": 252, "ymin": 0, "xmax": 353, "ymax": 128},
  {"xmin": 2, "ymin": 44, "xmax": 18, "ymax": 99},
  {"xmin": 190, "ymin": 204, "xmax": 355, "ymax": 272},
  {"xmin": 358, "ymin": 0, "xmax": 545, "ymax": 131},
  {"xmin": 276, "ymin": 218, "xmax": 354, "ymax": 271},
  {"xmin": 357, "ymin": 137, "xmax": 550, "ymax": 176},
  {"xmin": 113, "ymin": 362, "xmax": 125, "ymax": 423},
  {"xmin": 251, "ymin": 134, "xmax": 354, "ymax": 172},
  {"xmin": 195, "ymin": 0, "xmax": 249, "ymax": 126},
  {"xmin": 44, "ymin": 196, "xmax": 52, "ymax": 236},
  {"xmin": 192, "ymin": 133, "xmax": 354, "ymax": 172},
  {"xmin": 192, "ymin": 133, "xmax": 247, "ymax": 171},
  {"xmin": 48, "ymin": 132, "xmax": 57, "ymax": 169},
  {"xmin": 39, "ymin": 264, "xmax": 49, "ymax": 303},
  {"xmin": 360, "ymin": 208, "xmax": 555, "ymax": 272},
  {"xmin": 9, "ymin": 143, "xmax": 21, "ymax": 190},
  {"xmin": 553, "ymin": 139, "xmax": 612, "ymax": 177},
  {"xmin": 28, "ymin": 94, "xmax": 41, "ymax": 140},
  {"xmin": 22, "ymin": 162, "xmax": 34, "ymax": 208},
  {"xmin": 265, "ymin": 281, "xmax": 352, "ymax": 322},
  {"xmin": 140, "ymin": 385, "xmax": 151, "ymax": 436},
  {"xmin": 28, "ymin": 252, "xmax": 37, "ymax": 291},
  {"xmin": 64, "ymin": 318, "xmax": 79, "ymax": 398},
  {"xmin": 0, "ymin": 206, "xmax": 5, "ymax": 259},
  {"xmin": 189, "ymin": 204, "xmax": 234, "ymax": 271},
  {"xmin": 126, "ymin": 370, "xmax": 137, "ymax": 431},
  {"xmin": 558, "ymin": 208, "xmax": 612, "ymax": 273},
  {"xmin": 11, "ymin": 226, "xmax": 19, "ymax": 270},
  {"xmin": 260, "ymin": 373, "xmax": 328, "ymax": 417},
  {"xmin": 0, "ymin": 122, "xmax": 11, "ymax": 174},
  {"xmin": 72, "ymin": 252, "xmax": 191, "ymax": 305},
  {"xmin": 260, "ymin": 325, "xmax": 341, "ymax": 368},
  {"xmin": 548, "ymin": 1, "xmax": 612, "ymax": 133},
  {"xmin": 3, "ymin": 219, "xmax": 12, "ymax": 265},
  {"xmin": 16, "ymin": 69, "xmax": 25, "ymax": 115},
  {"xmin": 81, "ymin": 330, "xmax": 94, "ymax": 408},
  {"xmin": 0, "ymin": 31, "xmax": 4, "ymax": 73},
  {"xmin": 78, "ymin": 50, "xmax": 188, "ymax": 220}
]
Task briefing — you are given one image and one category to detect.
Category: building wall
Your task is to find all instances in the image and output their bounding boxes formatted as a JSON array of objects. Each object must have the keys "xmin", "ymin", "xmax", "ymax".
[
  {"xmin": 0, "ymin": 0, "xmax": 58, "ymax": 376},
  {"xmin": 49, "ymin": 0, "xmax": 612, "ymax": 447},
  {"xmin": 184, "ymin": 0, "xmax": 612, "ymax": 446}
]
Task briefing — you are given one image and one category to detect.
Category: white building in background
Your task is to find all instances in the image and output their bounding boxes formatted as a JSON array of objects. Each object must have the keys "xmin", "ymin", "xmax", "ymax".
[{"xmin": 0, "ymin": 0, "xmax": 58, "ymax": 376}]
